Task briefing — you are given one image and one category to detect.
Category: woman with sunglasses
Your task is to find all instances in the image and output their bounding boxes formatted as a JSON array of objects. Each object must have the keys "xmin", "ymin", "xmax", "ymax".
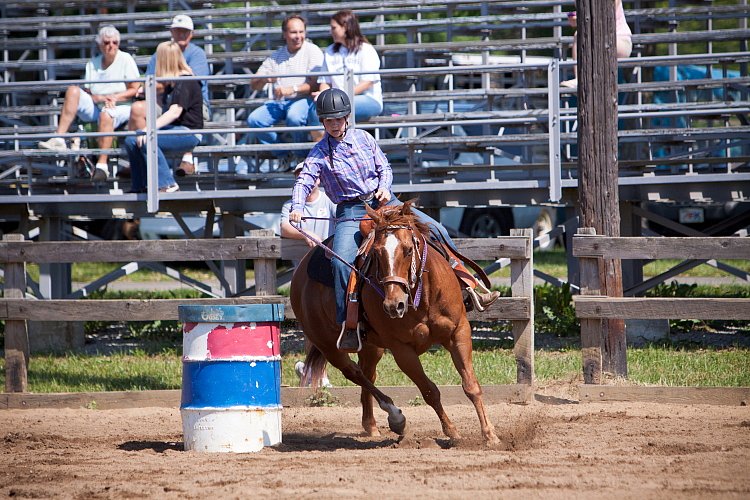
[{"xmin": 38, "ymin": 25, "xmax": 140, "ymax": 181}]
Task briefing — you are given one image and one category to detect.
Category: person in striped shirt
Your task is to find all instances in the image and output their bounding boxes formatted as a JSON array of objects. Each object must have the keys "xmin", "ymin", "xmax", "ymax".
[
  {"xmin": 289, "ymin": 88, "xmax": 500, "ymax": 351},
  {"xmin": 245, "ymin": 14, "xmax": 323, "ymax": 171}
]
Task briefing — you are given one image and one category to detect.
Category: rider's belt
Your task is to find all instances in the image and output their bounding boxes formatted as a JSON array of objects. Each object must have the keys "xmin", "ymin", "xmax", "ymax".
[{"xmin": 357, "ymin": 191, "xmax": 375, "ymax": 202}]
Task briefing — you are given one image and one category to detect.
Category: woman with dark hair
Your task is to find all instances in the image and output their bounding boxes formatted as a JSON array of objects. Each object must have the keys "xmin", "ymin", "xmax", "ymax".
[{"xmin": 314, "ymin": 9, "xmax": 382, "ymax": 123}]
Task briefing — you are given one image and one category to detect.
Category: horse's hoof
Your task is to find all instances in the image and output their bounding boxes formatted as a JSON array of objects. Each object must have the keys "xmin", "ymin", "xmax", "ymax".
[
  {"xmin": 362, "ymin": 427, "xmax": 381, "ymax": 438},
  {"xmin": 485, "ymin": 434, "xmax": 501, "ymax": 446},
  {"xmin": 387, "ymin": 410, "xmax": 406, "ymax": 435}
]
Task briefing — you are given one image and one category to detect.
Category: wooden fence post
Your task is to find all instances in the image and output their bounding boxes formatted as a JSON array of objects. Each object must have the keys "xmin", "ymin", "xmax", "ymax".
[
  {"xmin": 249, "ymin": 230, "xmax": 277, "ymax": 296},
  {"xmin": 3, "ymin": 233, "xmax": 29, "ymax": 392},
  {"xmin": 577, "ymin": 228, "xmax": 602, "ymax": 384},
  {"xmin": 510, "ymin": 228, "xmax": 534, "ymax": 385}
]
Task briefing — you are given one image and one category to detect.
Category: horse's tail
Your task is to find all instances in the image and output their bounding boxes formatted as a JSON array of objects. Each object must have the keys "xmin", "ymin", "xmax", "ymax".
[{"xmin": 302, "ymin": 343, "xmax": 329, "ymax": 389}]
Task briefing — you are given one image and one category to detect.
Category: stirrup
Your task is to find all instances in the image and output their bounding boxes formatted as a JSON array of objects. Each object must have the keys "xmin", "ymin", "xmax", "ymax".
[
  {"xmin": 336, "ymin": 322, "xmax": 363, "ymax": 353},
  {"xmin": 465, "ymin": 286, "xmax": 487, "ymax": 312},
  {"xmin": 465, "ymin": 286, "xmax": 499, "ymax": 313}
]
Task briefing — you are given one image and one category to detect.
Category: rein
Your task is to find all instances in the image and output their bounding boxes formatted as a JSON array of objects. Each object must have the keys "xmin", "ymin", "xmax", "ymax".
[{"xmin": 292, "ymin": 220, "xmax": 385, "ymax": 298}]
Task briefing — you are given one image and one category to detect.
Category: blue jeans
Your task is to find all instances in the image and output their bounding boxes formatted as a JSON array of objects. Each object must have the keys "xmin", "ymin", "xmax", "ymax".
[
  {"xmin": 123, "ymin": 125, "xmax": 200, "ymax": 191},
  {"xmin": 352, "ymin": 95, "xmax": 383, "ymax": 122},
  {"xmin": 332, "ymin": 194, "xmax": 454, "ymax": 325},
  {"xmin": 246, "ymin": 98, "xmax": 315, "ymax": 150}
]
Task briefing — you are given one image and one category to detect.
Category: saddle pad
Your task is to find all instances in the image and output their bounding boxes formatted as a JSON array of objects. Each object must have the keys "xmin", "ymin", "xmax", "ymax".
[{"xmin": 306, "ymin": 236, "xmax": 335, "ymax": 289}]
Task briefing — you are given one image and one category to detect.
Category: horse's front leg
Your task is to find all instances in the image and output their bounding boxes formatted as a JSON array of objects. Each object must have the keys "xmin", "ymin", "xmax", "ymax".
[
  {"xmin": 358, "ymin": 343, "xmax": 386, "ymax": 436},
  {"xmin": 323, "ymin": 349, "xmax": 406, "ymax": 436},
  {"xmin": 446, "ymin": 321, "xmax": 500, "ymax": 445},
  {"xmin": 389, "ymin": 343, "xmax": 460, "ymax": 441}
]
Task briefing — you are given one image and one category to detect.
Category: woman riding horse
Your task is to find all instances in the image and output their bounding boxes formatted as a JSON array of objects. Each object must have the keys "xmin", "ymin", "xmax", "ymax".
[
  {"xmin": 288, "ymin": 88, "xmax": 500, "ymax": 352},
  {"xmin": 290, "ymin": 200, "xmax": 500, "ymax": 444}
]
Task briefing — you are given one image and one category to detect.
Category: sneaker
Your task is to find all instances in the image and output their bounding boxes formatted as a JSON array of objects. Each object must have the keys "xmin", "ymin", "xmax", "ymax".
[
  {"xmin": 560, "ymin": 78, "xmax": 578, "ymax": 88},
  {"xmin": 275, "ymin": 154, "xmax": 295, "ymax": 173},
  {"xmin": 175, "ymin": 161, "xmax": 195, "ymax": 177},
  {"xmin": 336, "ymin": 323, "xmax": 362, "ymax": 353},
  {"xmin": 38, "ymin": 137, "xmax": 67, "ymax": 151},
  {"xmin": 91, "ymin": 163, "xmax": 108, "ymax": 182},
  {"xmin": 159, "ymin": 184, "xmax": 180, "ymax": 193}
]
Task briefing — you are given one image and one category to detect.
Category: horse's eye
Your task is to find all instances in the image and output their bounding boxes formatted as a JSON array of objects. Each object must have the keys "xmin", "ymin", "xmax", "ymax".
[{"xmin": 405, "ymin": 247, "xmax": 413, "ymax": 257}]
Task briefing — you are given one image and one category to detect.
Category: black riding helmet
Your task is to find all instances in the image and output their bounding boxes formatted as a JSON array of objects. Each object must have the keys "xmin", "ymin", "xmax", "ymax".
[{"xmin": 316, "ymin": 88, "xmax": 351, "ymax": 119}]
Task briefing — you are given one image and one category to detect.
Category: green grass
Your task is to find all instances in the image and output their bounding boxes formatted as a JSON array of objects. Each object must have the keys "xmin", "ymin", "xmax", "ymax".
[
  {"xmin": 488, "ymin": 247, "xmax": 750, "ymax": 279},
  {"xmin": 286, "ymin": 347, "xmax": 750, "ymax": 388},
  {"xmin": 23, "ymin": 248, "xmax": 750, "ymax": 284},
  {"xmin": 2, "ymin": 345, "xmax": 747, "ymax": 393}
]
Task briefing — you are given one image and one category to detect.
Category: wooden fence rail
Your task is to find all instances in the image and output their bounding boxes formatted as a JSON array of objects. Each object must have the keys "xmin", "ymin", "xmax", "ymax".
[
  {"xmin": 1, "ymin": 230, "xmax": 534, "ymax": 393},
  {"xmin": 572, "ymin": 228, "xmax": 750, "ymax": 384}
]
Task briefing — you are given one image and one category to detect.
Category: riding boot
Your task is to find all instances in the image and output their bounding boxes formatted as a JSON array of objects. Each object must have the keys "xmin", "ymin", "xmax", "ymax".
[
  {"xmin": 464, "ymin": 286, "xmax": 501, "ymax": 313},
  {"xmin": 449, "ymin": 255, "xmax": 500, "ymax": 312}
]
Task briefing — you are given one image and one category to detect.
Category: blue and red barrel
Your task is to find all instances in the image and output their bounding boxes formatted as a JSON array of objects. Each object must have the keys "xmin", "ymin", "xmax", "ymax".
[{"xmin": 178, "ymin": 303, "xmax": 284, "ymax": 452}]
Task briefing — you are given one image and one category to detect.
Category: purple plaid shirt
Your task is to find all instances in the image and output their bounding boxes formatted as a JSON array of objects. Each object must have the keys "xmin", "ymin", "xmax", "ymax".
[{"xmin": 292, "ymin": 128, "xmax": 392, "ymax": 212}]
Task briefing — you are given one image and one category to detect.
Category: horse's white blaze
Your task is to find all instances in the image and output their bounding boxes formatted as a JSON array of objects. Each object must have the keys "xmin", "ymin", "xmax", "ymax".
[{"xmin": 384, "ymin": 233, "xmax": 399, "ymax": 276}]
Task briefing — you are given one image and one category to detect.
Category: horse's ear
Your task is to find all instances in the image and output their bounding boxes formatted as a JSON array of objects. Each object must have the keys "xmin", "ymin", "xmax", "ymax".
[
  {"xmin": 365, "ymin": 203, "xmax": 382, "ymax": 227},
  {"xmin": 402, "ymin": 198, "xmax": 419, "ymax": 215}
]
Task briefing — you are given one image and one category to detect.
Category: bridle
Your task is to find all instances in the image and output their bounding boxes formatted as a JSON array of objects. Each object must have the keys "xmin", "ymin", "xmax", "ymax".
[{"xmin": 375, "ymin": 224, "xmax": 428, "ymax": 310}]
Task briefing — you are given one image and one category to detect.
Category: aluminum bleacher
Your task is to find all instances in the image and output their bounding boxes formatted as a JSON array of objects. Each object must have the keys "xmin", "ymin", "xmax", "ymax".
[{"xmin": 0, "ymin": 0, "xmax": 747, "ymax": 223}]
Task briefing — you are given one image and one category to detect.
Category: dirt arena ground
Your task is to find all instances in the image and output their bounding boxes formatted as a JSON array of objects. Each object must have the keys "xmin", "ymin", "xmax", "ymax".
[{"xmin": 2, "ymin": 388, "xmax": 749, "ymax": 499}]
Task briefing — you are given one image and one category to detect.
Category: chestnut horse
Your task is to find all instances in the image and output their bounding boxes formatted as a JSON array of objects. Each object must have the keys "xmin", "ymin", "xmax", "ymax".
[{"xmin": 290, "ymin": 201, "xmax": 499, "ymax": 444}]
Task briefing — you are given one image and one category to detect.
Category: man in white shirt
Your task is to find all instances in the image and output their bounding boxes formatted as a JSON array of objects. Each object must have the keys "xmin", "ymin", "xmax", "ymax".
[
  {"xmin": 245, "ymin": 15, "xmax": 323, "ymax": 172},
  {"xmin": 39, "ymin": 25, "xmax": 140, "ymax": 181}
]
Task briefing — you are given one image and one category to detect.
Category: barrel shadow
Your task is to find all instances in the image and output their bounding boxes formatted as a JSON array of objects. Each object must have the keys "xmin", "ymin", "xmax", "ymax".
[{"xmin": 118, "ymin": 441, "xmax": 183, "ymax": 452}]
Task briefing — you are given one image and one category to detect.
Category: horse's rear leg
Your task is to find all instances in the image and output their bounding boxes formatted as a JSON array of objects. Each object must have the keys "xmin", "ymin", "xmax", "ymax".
[
  {"xmin": 358, "ymin": 343, "xmax": 385, "ymax": 436},
  {"xmin": 389, "ymin": 344, "xmax": 460, "ymax": 440},
  {"xmin": 446, "ymin": 323, "xmax": 500, "ymax": 445}
]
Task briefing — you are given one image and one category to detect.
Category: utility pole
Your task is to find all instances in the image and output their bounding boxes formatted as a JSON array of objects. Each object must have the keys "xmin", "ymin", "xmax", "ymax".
[{"xmin": 576, "ymin": 0, "xmax": 627, "ymax": 377}]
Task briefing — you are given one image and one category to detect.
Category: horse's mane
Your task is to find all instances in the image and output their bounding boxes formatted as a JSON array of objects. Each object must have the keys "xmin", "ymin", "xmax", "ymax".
[{"xmin": 376, "ymin": 201, "xmax": 431, "ymax": 237}]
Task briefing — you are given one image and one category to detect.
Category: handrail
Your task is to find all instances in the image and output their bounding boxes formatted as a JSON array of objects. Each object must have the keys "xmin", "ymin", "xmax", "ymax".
[{"xmin": 1, "ymin": 52, "xmax": 747, "ymax": 210}]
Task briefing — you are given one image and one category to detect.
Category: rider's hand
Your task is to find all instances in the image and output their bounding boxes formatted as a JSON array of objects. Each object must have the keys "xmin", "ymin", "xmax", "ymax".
[
  {"xmin": 289, "ymin": 210, "xmax": 303, "ymax": 223},
  {"xmin": 305, "ymin": 232, "xmax": 321, "ymax": 248},
  {"xmin": 375, "ymin": 189, "xmax": 390, "ymax": 204}
]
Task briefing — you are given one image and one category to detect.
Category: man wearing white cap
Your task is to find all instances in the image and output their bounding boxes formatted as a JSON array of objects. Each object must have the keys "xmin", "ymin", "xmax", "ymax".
[
  {"xmin": 147, "ymin": 14, "xmax": 210, "ymax": 106},
  {"xmin": 128, "ymin": 14, "xmax": 210, "ymax": 175}
]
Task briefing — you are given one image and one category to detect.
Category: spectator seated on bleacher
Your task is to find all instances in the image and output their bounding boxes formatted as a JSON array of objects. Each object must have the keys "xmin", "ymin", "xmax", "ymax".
[
  {"xmin": 127, "ymin": 14, "xmax": 210, "ymax": 177},
  {"xmin": 243, "ymin": 14, "xmax": 323, "ymax": 173},
  {"xmin": 312, "ymin": 10, "xmax": 383, "ymax": 126},
  {"xmin": 123, "ymin": 41, "xmax": 203, "ymax": 194},
  {"xmin": 38, "ymin": 25, "xmax": 140, "ymax": 181}
]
